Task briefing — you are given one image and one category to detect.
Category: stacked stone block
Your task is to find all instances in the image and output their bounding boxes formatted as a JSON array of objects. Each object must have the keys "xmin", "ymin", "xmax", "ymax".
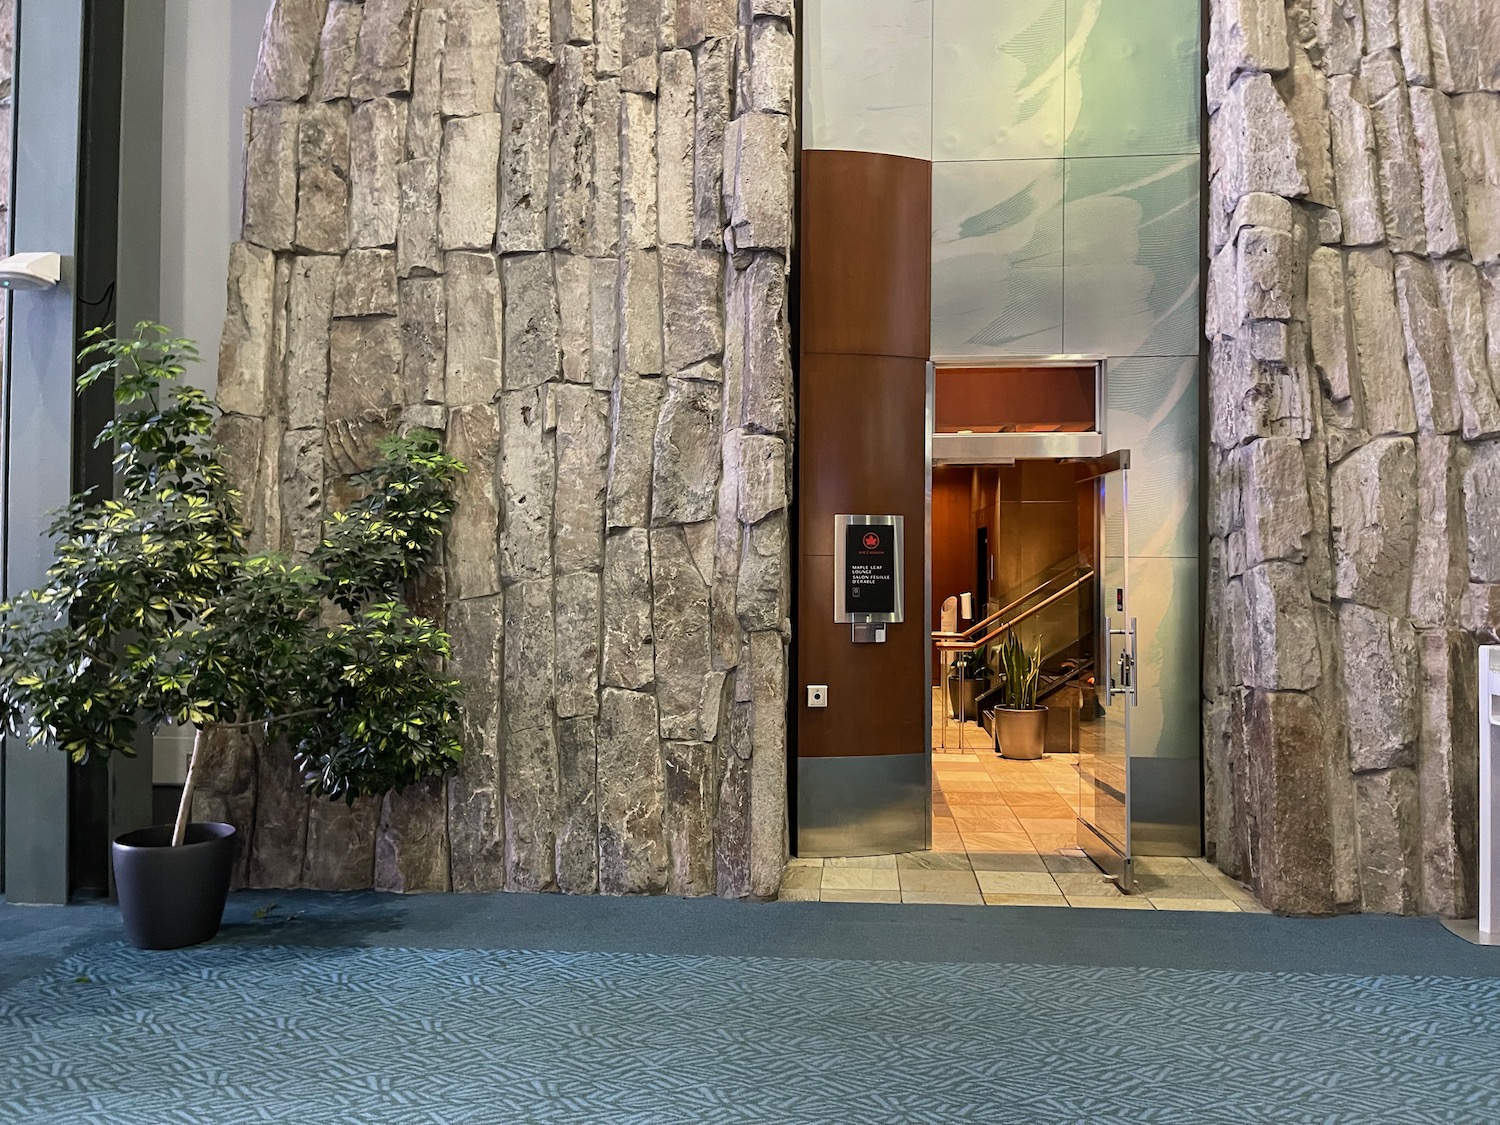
[
  {"xmin": 1205, "ymin": 0, "xmax": 1496, "ymax": 915},
  {"xmin": 200, "ymin": 0, "xmax": 795, "ymax": 899}
]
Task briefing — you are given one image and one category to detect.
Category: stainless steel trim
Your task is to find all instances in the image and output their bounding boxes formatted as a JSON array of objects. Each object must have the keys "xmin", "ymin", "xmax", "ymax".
[
  {"xmin": 1128, "ymin": 616, "xmax": 1139, "ymax": 707},
  {"xmin": 930, "ymin": 354, "xmax": 1109, "ymax": 368},
  {"xmin": 797, "ymin": 754, "xmax": 930, "ymax": 857},
  {"xmin": 832, "ymin": 513, "xmax": 905, "ymax": 624},
  {"xmin": 924, "ymin": 362, "xmax": 935, "ymax": 849},
  {"xmin": 1079, "ymin": 816, "xmax": 1135, "ymax": 892},
  {"xmin": 1098, "ymin": 356, "xmax": 1111, "ymax": 448},
  {"xmin": 932, "ymin": 431, "xmax": 1104, "ymax": 463}
]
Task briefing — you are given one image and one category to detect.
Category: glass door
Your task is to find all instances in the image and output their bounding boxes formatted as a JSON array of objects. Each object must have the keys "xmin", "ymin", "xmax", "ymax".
[{"xmin": 1075, "ymin": 452, "xmax": 1135, "ymax": 891}]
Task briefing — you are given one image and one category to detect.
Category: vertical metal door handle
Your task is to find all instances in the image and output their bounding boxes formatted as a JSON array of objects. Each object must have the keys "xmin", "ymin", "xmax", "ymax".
[{"xmin": 1109, "ymin": 626, "xmax": 1129, "ymax": 700}]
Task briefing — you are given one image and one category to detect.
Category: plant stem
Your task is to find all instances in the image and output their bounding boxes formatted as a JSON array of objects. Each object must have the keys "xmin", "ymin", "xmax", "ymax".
[
  {"xmin": 171, "ymin": 725, "xmax": 206, "ymax": 847},
  {"xmin": 215, "ymin": 707, "xmax": 324, "ymax": 731}
]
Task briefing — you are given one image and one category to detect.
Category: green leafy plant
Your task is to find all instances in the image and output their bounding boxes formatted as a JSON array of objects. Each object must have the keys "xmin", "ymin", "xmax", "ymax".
[
  {"xmin": 0, "ymin": 323, "xmax": 467, "ymax": 846},
  {"xmin": 997, "ymin": 630, "xmax": 1043, "ymax": 711}
]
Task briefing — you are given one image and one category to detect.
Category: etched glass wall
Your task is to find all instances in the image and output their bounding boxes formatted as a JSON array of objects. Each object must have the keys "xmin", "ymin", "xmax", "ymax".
[{"xmin": 806, "ymin": 0, "xmax": 1204, "ymax": 770}]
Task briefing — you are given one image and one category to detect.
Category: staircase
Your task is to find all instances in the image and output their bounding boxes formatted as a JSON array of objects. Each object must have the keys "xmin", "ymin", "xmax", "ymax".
[{"xmin": 935, "ymin": 557, "xmax": 1097, "ymax": 752}]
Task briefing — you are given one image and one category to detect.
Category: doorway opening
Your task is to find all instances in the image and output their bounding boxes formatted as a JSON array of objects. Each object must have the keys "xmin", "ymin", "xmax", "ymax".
[
  {"xmin": 919, "ymin": 359, "xmax": 1140, "ymax": 903},
  {"xmin": 929, "ymin": 458, "xmax": 1109, "ymax": 897}
]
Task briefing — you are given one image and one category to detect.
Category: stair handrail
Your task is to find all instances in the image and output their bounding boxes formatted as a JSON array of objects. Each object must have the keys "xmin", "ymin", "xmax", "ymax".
[
  {"xmin": 940, "ymin": 565, "xmax": 1093, "ymax": 641},
  {"xmin": 935, "ymin": 570, "xmax": 1093, "ymax": 654}
]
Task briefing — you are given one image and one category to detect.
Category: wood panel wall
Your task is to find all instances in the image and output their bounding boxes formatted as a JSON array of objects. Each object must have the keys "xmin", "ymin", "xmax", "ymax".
[{"xmin": 797, "ymin": 150, "xmax": 931, "ymax": 760}]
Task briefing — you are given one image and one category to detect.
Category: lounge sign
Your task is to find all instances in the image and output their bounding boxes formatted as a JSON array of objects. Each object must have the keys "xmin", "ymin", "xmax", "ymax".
[
  {"xmin": 833, "ymin": 514, "xmax": 904, "ymax": 624},
  {"xmin": 845, "ymin": 523, "xmax": 897, "ymax": 615}
]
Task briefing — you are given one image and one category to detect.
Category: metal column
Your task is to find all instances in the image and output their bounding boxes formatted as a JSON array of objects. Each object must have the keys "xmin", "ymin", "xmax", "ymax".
[{"xmin": 2, "ymin": 0, "xmax": 87, "ymax": 903}]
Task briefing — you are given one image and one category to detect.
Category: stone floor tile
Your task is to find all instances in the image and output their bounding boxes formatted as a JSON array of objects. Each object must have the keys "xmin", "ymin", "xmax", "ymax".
[
  {"xmin": 952, "ymin": 812, "xmax": 1024, "ymax": 833},
  {"xmin": 821, "ymin": 867, "xmax": 900, "ymax": 891},
  {"xmin": 1066, "ymin": 896, "xmax": 1154, "ymax": 909},
  {"xmin": 896, "ymin": 851, "xmax": 973, "ymax": 871},
  {"xmin": 898, "ymin": 869, "xmax": 981, "ymax": 893},
  {"xmin": 931, "ymin": 834, "xmax": 969, "ymax": 854},
  {"xmin": 1042, "ymin": 854, "xmax": 1099, "ymax": 874},
  {"xmin": 819, "ymin": 888, "xmax": 901, "ymax": 904},
  {"xmin": 1052, "ymin": 872, "xmax": 1123, "ymax": 897},
  {"xmin": 786, "ymin": 856, "xmax": 824, "ymax": 868},
  {"xmin": 776, "ymin": 887, "xmax": 820, "ymax": 902},
  {"xmin": 1135, "ymin": 856, "xmax": 1199, "ymax": 876},
  {"xmin": 947, "ymin": 790, "xmax": 1011, "ymax": 806},
  {"xmin": 780, "ymin": 866, "xmax": 822, "ymax": 891},
  {"xmin": 938, "ymin": 778, "xmax": 1001, "ymax": 793},
  {"xmin": 902, "ymin": 890, "xmax": 985, "ymax": 906},
  {"xmin": 961, "ymin": 830, "xmax": 1036, "ymax": 852},
  {"xmin": 1025, "ymin": 830, "xmax": 1081, "ymax": 853},
  {"xmin": 1149, "ymin": 898, "xmax": 1241, "ymax": 912},
  {"xmin": 975, "ymin": 870, "xmax": 1061, "ymax": 896},
  {"xmin": 1137, "ymin": 874, "xmax": 1228, "ymax": 899},
  {"xmin": 968, "ymin": 851, "xmax": 1049, "ymax": 872},
  {"xmin": 991, "ymin": 778, "xmax": 1059, "ymax": 793},
  {"xmin": 824, "ymin": 854, "xmax": 898, "ymax": 869},
  {"xmin": 982, "ymin": 893, "xmax": 1069, "ymax": 907}
]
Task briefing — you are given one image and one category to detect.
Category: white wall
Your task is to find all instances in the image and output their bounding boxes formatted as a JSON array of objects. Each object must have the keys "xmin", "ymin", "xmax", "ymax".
[{"xmin": 158, "ymin": 0, "xmax": 266, "ymax": 392}]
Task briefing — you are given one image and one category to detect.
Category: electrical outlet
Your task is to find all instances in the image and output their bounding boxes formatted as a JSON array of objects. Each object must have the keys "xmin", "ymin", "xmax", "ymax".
[{"xmin": 807, "ymin": 684, "xmax": 828, "ymax": 708}]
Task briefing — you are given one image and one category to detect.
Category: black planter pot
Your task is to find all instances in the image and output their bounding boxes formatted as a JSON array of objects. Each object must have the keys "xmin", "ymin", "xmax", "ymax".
[{"xmin": 111, "ymin": 822, "xmax": 236, "ymax": 950}]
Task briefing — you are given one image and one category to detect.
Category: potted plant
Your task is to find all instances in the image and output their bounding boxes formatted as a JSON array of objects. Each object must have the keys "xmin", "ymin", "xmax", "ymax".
[
  {"xmin": 0, "ymin": 323, "xmax": 466, "ymax": 949},
  {"xmin": 947, "ymin": 646, "xmax": 991, "ymax": 722},
  {"xmin": 993, "ymin": 630, "xmax": 1047, "ymax": 759}
]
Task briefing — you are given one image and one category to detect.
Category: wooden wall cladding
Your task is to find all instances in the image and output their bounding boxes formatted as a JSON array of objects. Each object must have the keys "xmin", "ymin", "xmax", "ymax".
[
  {"xmin": 799, "ymin": 150, "xmax": 932, "ymax": 360},
  {"xmin": 797, "ymin": 149, "xmax": 933, "ymax": 761},
  {"xmin": 796, "ymin": 354, "xmax": 928, "ymax": 758}
]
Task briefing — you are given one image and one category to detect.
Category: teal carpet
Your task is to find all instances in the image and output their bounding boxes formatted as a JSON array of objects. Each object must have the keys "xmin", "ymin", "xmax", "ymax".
[{"xmin": 2, "ymin": 892, "xmax": 1499, "ymax": 1124}]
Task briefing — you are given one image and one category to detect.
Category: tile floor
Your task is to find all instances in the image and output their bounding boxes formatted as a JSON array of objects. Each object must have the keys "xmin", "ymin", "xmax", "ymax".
[{"xmin": 782, "ymin": 741, "xmax": 1268, "ymax": 912}]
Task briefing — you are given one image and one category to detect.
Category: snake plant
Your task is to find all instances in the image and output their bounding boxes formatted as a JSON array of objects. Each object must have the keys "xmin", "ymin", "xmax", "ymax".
[{"xmin": 997, "ymin": 630, "xmax": 1043, "ymax": 710}]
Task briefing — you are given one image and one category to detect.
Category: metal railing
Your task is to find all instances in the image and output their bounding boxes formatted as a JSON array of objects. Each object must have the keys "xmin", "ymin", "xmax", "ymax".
[
  {"xmin": 933, "ymin": 567, "xmax": 1093, "ymax": 751},
  {"xmin": 934, "ymin": 569, "xmax": 1093, "ymax": 655}
]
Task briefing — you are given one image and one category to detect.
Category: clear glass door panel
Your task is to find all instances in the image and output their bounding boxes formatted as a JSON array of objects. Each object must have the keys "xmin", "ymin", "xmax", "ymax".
[{"xmin": 1076, "ymin": 455, "xmax": 1131, "ymax": 880}]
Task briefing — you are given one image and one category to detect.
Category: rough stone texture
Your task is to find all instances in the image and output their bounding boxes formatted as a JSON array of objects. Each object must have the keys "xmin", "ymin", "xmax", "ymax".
[
  {"xmin": 349, "ymin": 98, "xmax": 405, "ymax": 247},
  {"xmin": 548, "ymin": 46, "xmax": 597, "ymax": 252},
  {"xmin": 597, "ymin": 688, "xmax": 667, "ymax": 893},
  {"xmin": 244, "ymin": 105, "xmax": 300, "ymax": 251},
  {"xmin": 1207, "ymin": 0, "xmax": 1493, "ymax": 917},
  {"xmin": 651, "ymin": 378, "xmax": 721, "ymax": 525},
  {"xmin": 351, "ymin": 0, "xmax": 416, "ymax": 100},
  {"xmin": 218, "ymin": 0, "xmax": 792, "ymax": 898},
  {"xmin": 441, "ymin": 0, "xmax": 500, "ymax": 118},
  {"xmin": 438, "ymin": 114, "xmax": 501, "ymax": 251},
  {"xmin": 498, "ymin": 65, "xmax": 550, "ymax": 252},
  {"xmin": 657, "ymin": 49, "xmax": 696, "ymax": 247},
  {"xmin": 406, "ymin": 4, "xmax": 446, "ymax": 161}
]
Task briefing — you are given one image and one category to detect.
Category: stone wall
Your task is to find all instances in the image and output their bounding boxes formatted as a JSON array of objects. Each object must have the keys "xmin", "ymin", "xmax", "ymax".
[
  {"xmin": 1205, "ymin": 0, "xmax": 1498, "ymax": 914},
  {"xmin": 199, "ymin": 0, "xmax": 795, "ymax": 898}
]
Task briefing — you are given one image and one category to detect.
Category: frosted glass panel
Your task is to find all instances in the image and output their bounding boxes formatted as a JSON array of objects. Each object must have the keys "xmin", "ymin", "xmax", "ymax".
[
  {"xmin": 1065, "ymin": 0, "xmax": 1201, "ymax": 158},
  {"xmin": 1063, "ymin": 155, "xmax": 1200, "ymax": 357},
  {"xmin": 1108, "ymin": 357, "xmax": 1198, "ymax": 559},
  {"xmin": 933, "ymin": 160, "xmax": 1064, "ymax": 354},
  {"xmin": 1128, "ymin": 555, "xmax": 1200, "ymax": 761},
  {"xmin": 803, "ymin": 0, "xmax": 933, "ymax": 160},
  {"xmin": 933, "ymin": 0, "xmax": 1066, "ymax": 162}
]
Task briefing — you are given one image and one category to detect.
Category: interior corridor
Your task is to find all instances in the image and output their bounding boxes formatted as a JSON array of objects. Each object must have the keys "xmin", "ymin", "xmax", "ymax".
[{"xmin": 780, "ymin": 690, "xmax": 1265, "ymax": 911}]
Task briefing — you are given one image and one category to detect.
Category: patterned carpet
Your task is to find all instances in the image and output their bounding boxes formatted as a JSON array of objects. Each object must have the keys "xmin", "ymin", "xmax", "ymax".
[{"xmin": 2, "ymin": 938, "xmax": 1499, "ymax": 1124}]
